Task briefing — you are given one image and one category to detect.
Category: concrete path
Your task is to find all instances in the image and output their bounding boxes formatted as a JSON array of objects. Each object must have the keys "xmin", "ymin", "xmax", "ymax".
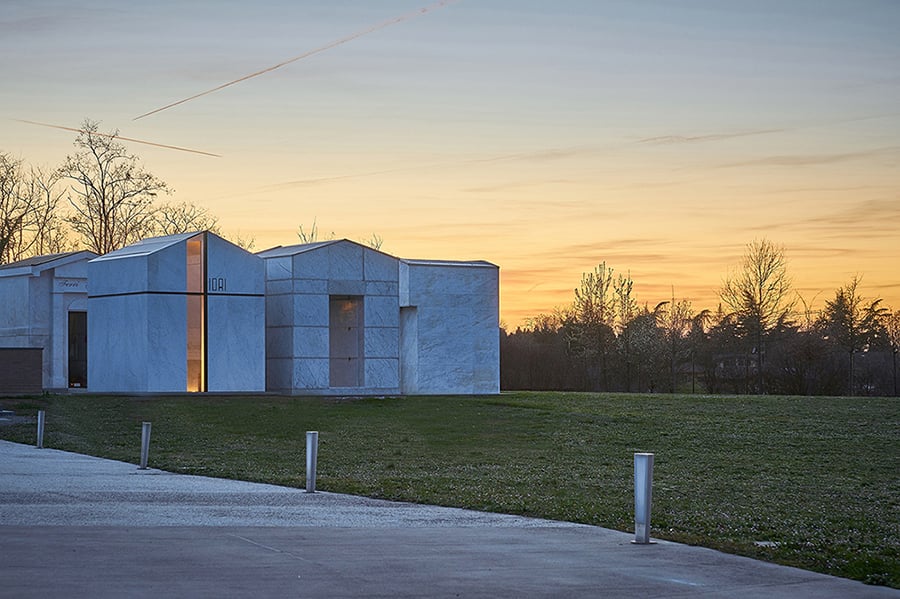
[{"xmin": 1, "ymin": 440, "xmax": 896, "ymax": 598}]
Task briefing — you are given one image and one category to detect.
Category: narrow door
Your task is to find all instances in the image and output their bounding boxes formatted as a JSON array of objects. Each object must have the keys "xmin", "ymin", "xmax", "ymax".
[
  {"xmin": 329, "ymin": 297, "xmax": 363, "ymax": 387},
  {"xmin": 68, "ymin": 311, "xmax": 88, "ymax": 388}
]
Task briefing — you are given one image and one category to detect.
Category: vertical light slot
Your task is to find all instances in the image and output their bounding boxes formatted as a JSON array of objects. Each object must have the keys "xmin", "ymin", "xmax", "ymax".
[{"xmin": 186, "ymin": 235, "xmax": 206, "ymax": 392}]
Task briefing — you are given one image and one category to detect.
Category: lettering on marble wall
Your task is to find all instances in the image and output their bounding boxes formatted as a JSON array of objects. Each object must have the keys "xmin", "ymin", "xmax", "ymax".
[
  {"xmin": 53, "ymin": 278, "xmax": 87, "ymax": 292},
  {"xmin": 208, "ymin": 277, "xmax": 227, "ymax": 292}
]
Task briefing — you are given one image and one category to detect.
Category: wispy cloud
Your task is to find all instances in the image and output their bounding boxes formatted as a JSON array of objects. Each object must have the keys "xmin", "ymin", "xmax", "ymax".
[
  {"xmin": 261, "ymin": 145, "xmax": 604, "ymax": 192},
  {"xmin": 636, "ymin": 128, "xmax": 786, "ymax": 145},
  {"xmin": 717, "ymin": 146, "xmax": 900, "ymax": 169}
]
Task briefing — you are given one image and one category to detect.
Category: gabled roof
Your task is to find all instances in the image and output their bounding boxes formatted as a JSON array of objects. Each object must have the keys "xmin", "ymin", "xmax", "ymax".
[
  {"xmin": 256, "ymin": 238, "xmax": 398, "ymax": 260},
  {"xmin": 89, "ymin": 232, "xmax": 203, "ymax": 263},
  {"xmin": 0, "ymin": 250, "xmax": 97, "ymax": 277},
  {"xmin": 256, "ymin": 240, "xmax": 337, "ymax": 258}
]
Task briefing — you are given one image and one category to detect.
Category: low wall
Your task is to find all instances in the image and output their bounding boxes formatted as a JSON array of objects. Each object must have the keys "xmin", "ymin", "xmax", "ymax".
[{"xmin": 0, "ymin": 348, "xmax": 43, "ymax": 394}]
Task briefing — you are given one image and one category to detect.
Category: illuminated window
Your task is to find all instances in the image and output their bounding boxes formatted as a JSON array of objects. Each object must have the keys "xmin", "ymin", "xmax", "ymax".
[{"xmin": 186, "ymin": 234, "xmax": 206, "ymax": 392}]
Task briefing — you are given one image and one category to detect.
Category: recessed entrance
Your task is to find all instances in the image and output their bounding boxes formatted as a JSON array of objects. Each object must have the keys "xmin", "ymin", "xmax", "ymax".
[
  {"xmin": 68, "ymin": 311, "xmax": 87, "ymax": 388},
  {"xmin": 329, "ymin": 296, "xmax": 363, "ymax": 387}
]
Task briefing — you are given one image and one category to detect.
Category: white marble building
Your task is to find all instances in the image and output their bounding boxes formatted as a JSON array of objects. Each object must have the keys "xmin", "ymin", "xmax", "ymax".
[
  {"xmin": 400, "ymin": 258, "xmax": 500, "ymax": 395},
  {"xmin": 1, "ymin": 234, "xmax": 499, "ymax": 395},
  {"xmin": 0, "ymin": 251, "xmax": 96, "ymax": 390},
  {"xmin": 258, "ymin": 240, "xmax": 499, "ymax": 395},
  {"xmin": 88, "ymin": 232, "xmax": 265, "ymax": 393}
]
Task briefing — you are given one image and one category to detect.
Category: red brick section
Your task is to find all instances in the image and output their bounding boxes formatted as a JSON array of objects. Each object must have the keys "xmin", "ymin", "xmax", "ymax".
[{"xmin": 0, "ymin": 348, "xmax": 43, "ymax": 394}]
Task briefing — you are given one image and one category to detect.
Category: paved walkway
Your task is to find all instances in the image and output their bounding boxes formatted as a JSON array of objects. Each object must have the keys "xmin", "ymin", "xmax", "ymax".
[{"xmin": 1, "ymin": 440, "xmax": 896, "ymax": 598}]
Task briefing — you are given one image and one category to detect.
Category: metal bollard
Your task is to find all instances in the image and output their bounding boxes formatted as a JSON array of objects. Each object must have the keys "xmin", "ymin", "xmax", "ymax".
[
  {"xmin": 36, "ymin": 410, "xmax": 45, "ymax": 449},
  {"xmin": 306, "ymin": 431, "xmax": 319, "ymax": 493},
  {"xmin": 139, "ymin": 422, "xmax": 152, "ymax": 470},
  {"xmin": 633, "ymin": 452, "xmax": 656, "ymax": 544}
]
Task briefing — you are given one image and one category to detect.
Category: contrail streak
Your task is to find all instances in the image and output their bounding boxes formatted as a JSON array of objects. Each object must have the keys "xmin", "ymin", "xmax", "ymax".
[
  {"xmin": 16, "ymin": 119, "xmax": 222, "ymax": 157},
  {"xmin": 133, "ymin": 0, "xmax": 460, "ymax": 121}
]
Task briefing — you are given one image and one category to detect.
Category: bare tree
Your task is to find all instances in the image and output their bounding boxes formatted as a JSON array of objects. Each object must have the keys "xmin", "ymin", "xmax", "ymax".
[
  {"xmin": 154, "ymin": 201, "xmax": 220, "ymax": 236},
  {"xmin": 362, "ymin": 232, "xmax": 384, "ymax": 251},
  {"xmin": 298, "ymin": 218, "xmax": 383, "ymax": 250},
  {"xmin": 1, "ymin": 154, "xmax": 70, "ymax": 264},
  {"xmin": 720, "ymin": 239, "xmax": 794, "ymax": 392},
  {"xmin": 297, "ymin": 218, "xmax": 335, "ymax": 244},
  {"xmin": 59, "ymin": 119, "xmax": 169, "ymax": 254}
]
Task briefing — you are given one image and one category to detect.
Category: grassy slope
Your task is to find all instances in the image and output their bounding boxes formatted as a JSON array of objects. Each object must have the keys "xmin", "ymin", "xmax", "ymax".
[{"xmin": 1, "ymin": 392, "xmax": 897, "ymax": 587}]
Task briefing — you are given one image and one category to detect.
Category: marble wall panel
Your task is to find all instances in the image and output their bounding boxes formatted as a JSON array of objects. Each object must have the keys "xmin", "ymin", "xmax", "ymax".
[
  {"xmin": 293, "ymin": 358, "xmax": 329, "ymax": 390},
  {"xmin": 0, "ymin": 277, "xmax": 30, "ymax": 331},
  {"xmin": 207, "ymin": 234, "xmax": 265, "ymax": 295},
  {"xmin": 328, "ymin": 279, "xmax": 365, "ymax": 296},
  {"xmin": 365, "ymin": 295, "xmax": 399, "ymax": 328},
  {"xmin": 146, "ymin": 294, "xmax": 187, "ymax": 392},
  {"xmin": 406, "ymin": 264, "xmax": 498, "ymax": 302},
  {"xmin": 207, "ymin": 295, "xmax": 265, "ymax": 391},
  {"xmin": 365, "ymin": 281, "xmax": 399, "ymax": 297},
  {"xmin": 266, "ymin": 326, "xmax": 293, "ymax": 359},
  {"xmin": 266, "ymin": 279, "xmax": 292, "ymax": 295},
  {"xmin": 293, "ymin": 279, "xmax": 328, "ymax": 294},
  {"xmin": 266, "ymin": 257, "xmax": 293, "ymax": 280},
  {"xmin": 88, "ymin": 295, "xmax": 149, "ymax": 392},
  {"xmin": 293, "ymin": 326, "xmax": 329, "ymax": 358},
  {"xmin": 53, "ymin": 260, "xmax": 89, "ymax": 278},
  {"xmin": 265, "ymin": 294, "xmax": 294, "ymax": 327},
  {"xmin": 364, "ymin": 358, "xmax": 399, "ymax": 390},
  {"xmin": 364, "ymin": 326, "xmax": 399, "ymax": 359},
  {"xmin": 148, "ymin": 242, "xmax": 187, "ymax": 293},
  {"xmin": 293, "ymin": 294, "xmax": 329, "ymax": 327},
  {"xmin": 266, "ymin": 357, "xmax": 293, "ymax": 392},
  {"xmin": 400, "ymin": 261, "xmax": 499, "ymax": 395},
  {"xmin": 88, "ymin": 255, "xmax": 149, "ymax": 296},
  {"xmin": 328, "ymin": 242, "xmax": 364, "ymax": 280},
  {"xmin": 293, "ymin": 247, "xmax": 328, "ymax": 278},
  {"xmin": 364, "ymin": 250, "xmax": 399, "ymax": 282},
  {"xmin": 27, "ymin": 275, "xmax": 52, "ymax": 331}
]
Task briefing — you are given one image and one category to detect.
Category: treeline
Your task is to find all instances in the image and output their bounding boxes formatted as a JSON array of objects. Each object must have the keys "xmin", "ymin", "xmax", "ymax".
[{"xmin": 502, "ymin": 240, "xmax": 900, "ymax": 397}]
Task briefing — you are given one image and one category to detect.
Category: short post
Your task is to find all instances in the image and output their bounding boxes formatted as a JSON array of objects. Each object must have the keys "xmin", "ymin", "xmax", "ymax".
[
  {"xmin": 36, "ymin": 410, "xmax": 46, "ymax": 449},
  {"xmin": 139, "ymin": 422, "xmax": 152, "ymax": 470},
  {"xmin": 306, "ymin": 431, "xmax": 319, "ymax": 493},
  {"xmin": 633, "ymin": 452, "xmax": 655, "ymax": 544}
]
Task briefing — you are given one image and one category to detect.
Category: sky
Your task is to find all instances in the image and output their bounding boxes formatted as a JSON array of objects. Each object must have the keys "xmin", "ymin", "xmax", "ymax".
[{"xmin": 2, "ymin": 0, "xmax": 899, "ymax": 326}]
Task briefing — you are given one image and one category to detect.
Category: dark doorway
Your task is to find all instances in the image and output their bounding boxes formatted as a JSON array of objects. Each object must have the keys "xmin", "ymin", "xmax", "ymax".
[
  {"xmin": 329, "ymin": 296, "xmax": 363, "ymax": 387},
  {"xmin": 68, "ymin": 311, "xmax": 87, "ymax": 388}
]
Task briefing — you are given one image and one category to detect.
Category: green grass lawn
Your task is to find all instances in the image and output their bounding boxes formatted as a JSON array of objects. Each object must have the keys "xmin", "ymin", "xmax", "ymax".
[{"xmin": 1, "ymin": 392, "xmax": 897, "ymax": 588}]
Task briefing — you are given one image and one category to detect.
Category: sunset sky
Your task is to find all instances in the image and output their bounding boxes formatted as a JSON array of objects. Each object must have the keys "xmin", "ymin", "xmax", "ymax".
[{"xmin": 3, "ymin": 1, "xmax": 898, "ymax": 326}]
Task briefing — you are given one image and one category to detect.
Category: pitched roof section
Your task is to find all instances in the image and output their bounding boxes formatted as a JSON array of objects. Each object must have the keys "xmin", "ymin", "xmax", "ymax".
[
  {"xmin": 256, "ymin": 239, "xmax": 398, "ymax": 260},
  {"xmin": 402, "ymin": 258, "xmax": 498, "ymax": 269},
  {"xmin": 0, "ymin": 250, "xmax": 98, "ymax": 277},
  {"xmin": 89, "ymin": 232, "xmax": 202, "ymax": 262},
  {"xmin": 257, "ymin": 239, "xmax": 496, "ymax": 268},
  {"xmin": 256, "ymin": 240, "xmax": 340, "ymax": 259}
]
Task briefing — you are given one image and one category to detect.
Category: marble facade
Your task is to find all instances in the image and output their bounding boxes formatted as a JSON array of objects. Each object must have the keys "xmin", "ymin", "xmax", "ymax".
[
  {"xmin": 2, "ymin": 234, "xmax": 499, "ymax": 396},
  {"xmin": 88, "ymin": 232, "xmax": 265, "ymax": 393},
  {"xmin": 259, "ymin": 240, "xmax": 500, "ymax": 396},
  {"xmin": 0, "ymin": 251, "xmax": 96, "ymax": 390},
  {"xmin": 400, "ymin": 259, "xmax": 500, "ymax": 395}
]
